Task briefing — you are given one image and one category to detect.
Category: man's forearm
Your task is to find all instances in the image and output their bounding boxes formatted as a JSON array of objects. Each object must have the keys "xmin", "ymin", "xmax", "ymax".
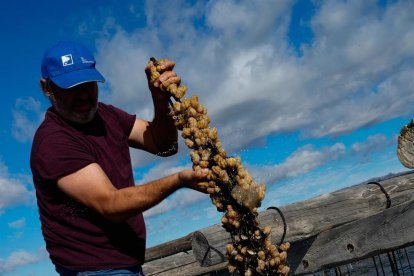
[
  {"xmin": 105, "ymin": 173, "xmax": 181, "ymax": 222},
  {"xmin": 151, "ymin": 99, "xmax": 178, "ymax": 155}
]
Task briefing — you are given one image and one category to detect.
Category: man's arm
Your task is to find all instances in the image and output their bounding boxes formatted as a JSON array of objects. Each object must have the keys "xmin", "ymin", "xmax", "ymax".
[
  {"xmin": 128, "ymin": 116, "xmax": 177, "ymax": 156},
  {"xmin": 57, "ymin": 163, "xmax": 207, "ymax": 222},
  {"xmin": 129, "ymin": 60, "xmax": 179, "ymax": 156}
]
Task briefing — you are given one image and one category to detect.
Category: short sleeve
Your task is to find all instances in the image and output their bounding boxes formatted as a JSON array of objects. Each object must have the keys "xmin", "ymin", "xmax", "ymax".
[{"xmin": 32, "ymin": 131, "xmax": 96, "ymax": 181}]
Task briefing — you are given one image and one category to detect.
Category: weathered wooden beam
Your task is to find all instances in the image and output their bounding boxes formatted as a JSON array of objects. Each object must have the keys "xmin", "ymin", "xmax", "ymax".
[
  {"xmin": 143, "ymin": 251, "xmax": 195, "ymax": 275},
  {"xmin": 143, "ymin": 249, "xmax": 228, "ymax": 276},
  {"xmin": 145, "ymin": 233, "xmax": 192, "ymax": 262},
  {"xmin": 192, "ymin": 171, "xmax": 414, "ymax": 266},
  {"xmin": 293, "ymin": 199, "xmax": 414, "ymax": 274}
]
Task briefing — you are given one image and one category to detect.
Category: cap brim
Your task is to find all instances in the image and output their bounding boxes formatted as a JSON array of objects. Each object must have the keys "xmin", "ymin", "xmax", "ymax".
[{"xmin": 51, "ymin": 68, "xmax": 105, "ymax": 89}]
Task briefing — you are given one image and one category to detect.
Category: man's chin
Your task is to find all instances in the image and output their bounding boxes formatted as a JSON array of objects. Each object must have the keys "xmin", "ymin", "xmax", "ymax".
[{"xmin": 70, "ymin": 110, "xmax": 97, "ymax": 124}]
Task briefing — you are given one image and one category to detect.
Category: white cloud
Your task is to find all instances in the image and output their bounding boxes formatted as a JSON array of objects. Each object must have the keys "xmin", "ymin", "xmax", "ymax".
[
  {"xmin": 204, "ymin": 205, "xmax": 220, "ymax": 220},
  {"xmin": 249, "ymin": 133, "xmax": 395, "ymax": 191},
  {"xmin": 135, "ymin": 159, "xmax": 188, "ymax": 185},
  {"xmin": 0, "ymin": 249, "xmax": 45, "ymax": 273},
  {"xmin": 351, "ymin": 134, "xmax": 389, "ymax": 154},
  {"xmin": 8, "ymin": 218, "xmax": 26, "ymax": 229},
  {"xmin": 350, "ymin": 134, "xmax": 395, "ymax": 163},
  {"xmin": 93, "ymin": 0, "xmax": 414, "ymax": 158},
  {"xmin": 12, "ymin": 97, "xmax": 44, "ymax": 143},
  {"xmin": 144, "ymin": 189, "xmax": 208, "ymax": 218},
  {"xmin": 263, "ymin": 147, "xmax": 405, "ymax": 208},
  {"xmin": 250, "ymin": 143, "xmax": 346, "ymax": 185},
  {"xmin": 206, "ymin": 0, "xmax": 291, "ymax": 43},
  {"xmin": 0, "ymin": 161, "xmax": 32, "ymax": 212}
]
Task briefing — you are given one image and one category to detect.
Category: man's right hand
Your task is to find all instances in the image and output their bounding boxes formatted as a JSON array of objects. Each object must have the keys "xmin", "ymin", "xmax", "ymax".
[{"xmin": 178, "ymin": 169, "xmax": 209, "ymax": 193}]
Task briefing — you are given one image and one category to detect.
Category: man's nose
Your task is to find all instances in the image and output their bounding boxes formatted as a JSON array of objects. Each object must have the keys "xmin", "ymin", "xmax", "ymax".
[{"xmin": 75, "ymin": 89, "xmax": 92, "ymax": 100}]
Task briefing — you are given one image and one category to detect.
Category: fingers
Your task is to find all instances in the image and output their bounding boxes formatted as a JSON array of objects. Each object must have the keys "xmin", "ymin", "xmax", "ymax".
[
  {"xmin": 194, "ymin": 168, "xmax": 209, "ymax": 179},
  {"xmin": 191, "ymin": 183, "xmax": 209, "ymax": 194},
  {"xmin": 145, "ymin": 59, "xmax": 176, "ymax": 76},
  {"xmin": 158, "ymin": 73, "xmax": 181, "ymax": 89},
  {"xmin": 158, "ymin": 60, "xmax": 176, "ymax": 71},
  {"xmin": 178, "ymin": 168, "xmax": 209, "ymax": 184},
  {"xmin": 177, "ymin": 168, "xmax": 210, "ymax": 193}
]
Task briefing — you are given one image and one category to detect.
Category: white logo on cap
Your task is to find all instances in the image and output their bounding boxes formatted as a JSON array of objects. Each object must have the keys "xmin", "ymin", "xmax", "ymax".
[
  {"xmin": 81, "ymin": 57, "xmax": 94, "ymax": 64},
  {"xmin": 61, "ymin": 54, "xmax": 73, "ymax": 66}
]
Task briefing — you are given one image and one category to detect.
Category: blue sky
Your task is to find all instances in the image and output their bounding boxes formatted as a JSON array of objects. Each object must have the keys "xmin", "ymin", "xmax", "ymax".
[{"xmin": 0, "ymin": 0, "xmax": 413, "ymax": 275}]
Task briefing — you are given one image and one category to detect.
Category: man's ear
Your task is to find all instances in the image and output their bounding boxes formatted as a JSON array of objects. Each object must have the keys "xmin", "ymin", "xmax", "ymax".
[{"xmin": 40, "ymin": 79, "xmax": 52, "ymax": 97}]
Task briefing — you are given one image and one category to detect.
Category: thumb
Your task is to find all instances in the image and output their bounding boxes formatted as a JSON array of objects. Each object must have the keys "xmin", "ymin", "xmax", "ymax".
[{"xmin": 194, "ymin": 168, "xmax": 209, "ymax": 179}]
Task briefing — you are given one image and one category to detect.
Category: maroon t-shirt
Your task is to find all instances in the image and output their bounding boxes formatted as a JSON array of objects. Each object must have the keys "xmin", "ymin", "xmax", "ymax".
[{"xmin": 30, "ymin": 103, "xmax": 146, "ymax": 270}]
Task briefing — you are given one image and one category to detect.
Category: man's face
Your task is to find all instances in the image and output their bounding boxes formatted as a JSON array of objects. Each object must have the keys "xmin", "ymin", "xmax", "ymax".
[{"xmin": 48, "ymin": 81, "xmax": 99, "ymax": 124}]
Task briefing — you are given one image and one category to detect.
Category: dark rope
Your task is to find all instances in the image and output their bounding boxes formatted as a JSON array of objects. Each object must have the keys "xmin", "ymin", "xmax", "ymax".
[
  {"xmin": 201, "ymin": 246, "xmax": 210, "ymax": 266},
  {"xmin": 267, "ymin": 206, "xmax": 287, "ymax": 244},
  {"xmin": 367, "ymin": 181, "xmax": 391, "ymax": 209},
  {"xmin": 195, "ymin": 232, "xmax": 226, "ymax": 267},
  {"xmin": 201, "ymin": 244, "xmax": 226, "ymax": 267}
]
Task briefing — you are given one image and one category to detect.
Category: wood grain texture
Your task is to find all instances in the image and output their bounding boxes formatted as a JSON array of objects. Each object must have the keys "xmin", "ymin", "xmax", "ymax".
[
  {"xmin": 145, "ymin": 233, "xmax": 192, "ymax": 262},
  {"xmin": 294, "ymin": 200, "xmax": 414, "ymax": 274}
]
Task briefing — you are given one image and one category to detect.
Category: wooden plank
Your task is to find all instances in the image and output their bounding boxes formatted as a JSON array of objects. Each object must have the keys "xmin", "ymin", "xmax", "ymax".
[
  {"xmin": 192, "ymin": 171, "xmax": 414, "ymax": 266},
  {"xmin": 153, "ymin": 260, "xmax": 228, "ymax": 276},
  {"xmin": 143, "ymin": 249, "xmax": 229, "ymax": 276},
  {"xmin": 293, "ymin": 199, "xmax": 414, "ymax": 274},
  {"xmin": 145, "ymin": 233, "xmax": 192, "ymax": 262},
  {"xmin": 143, "ymin": 250, "xmax": 196, "ymax": 275}
]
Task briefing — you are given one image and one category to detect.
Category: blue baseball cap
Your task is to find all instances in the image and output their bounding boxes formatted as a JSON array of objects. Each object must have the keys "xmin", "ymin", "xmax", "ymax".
[{"xmin": 41, "ymin": 41, "xmax": 105, "ymax": 89}]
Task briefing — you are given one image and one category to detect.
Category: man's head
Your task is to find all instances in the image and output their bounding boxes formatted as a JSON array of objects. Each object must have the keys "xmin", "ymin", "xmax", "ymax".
[{"xmin": 40, "ymin": 41, "xmax": 105, "ymax": 123}]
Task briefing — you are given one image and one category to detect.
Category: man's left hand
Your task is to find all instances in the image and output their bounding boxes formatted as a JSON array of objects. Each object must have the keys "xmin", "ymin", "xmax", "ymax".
[{"xmin": 145, "ymin": 59, "xmax": 181, "ymax": 102}]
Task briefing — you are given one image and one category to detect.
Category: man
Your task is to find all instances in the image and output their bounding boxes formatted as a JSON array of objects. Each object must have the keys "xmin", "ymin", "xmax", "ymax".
[{"xmin": 30, "ymin": 41, "xmax": 208, "ymax": 275}]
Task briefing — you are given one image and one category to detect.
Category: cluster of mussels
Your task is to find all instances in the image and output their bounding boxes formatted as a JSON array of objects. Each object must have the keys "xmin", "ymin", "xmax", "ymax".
[{"xmin": 148, "ymin": 58, "xmax": 290, "ymax": 276}]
